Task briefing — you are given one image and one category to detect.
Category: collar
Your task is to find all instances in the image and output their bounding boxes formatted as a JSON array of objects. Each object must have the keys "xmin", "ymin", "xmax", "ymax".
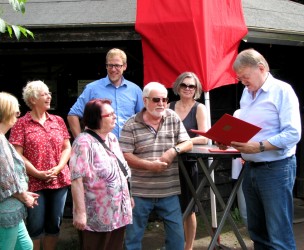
[
  {"xmin": 259, "ymin": 72, "xmax": 272, "ymax": 93},
  {"xmin": 105, "ymin": 75, "xmax": 127, "ymax": 87},
  {"xmin": 24, "ymin": 111, "xmax": 53, "ymax": 122}
]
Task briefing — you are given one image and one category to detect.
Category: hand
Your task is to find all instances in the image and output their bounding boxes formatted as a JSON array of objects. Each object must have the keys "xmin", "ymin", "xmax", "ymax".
[
  {"xmin": 214, "ymin": 141, "xmax": 229, "ymax": 150},
  {"xmin": 38, "ymin": 169, "xmax": 57, "ymax": 183},
  {"xmin": 25, "ymin": 192, "xmax": 39, "ymax": 208},
  {"xmin": 73, "ymin": 212, "xmax": 87, "ymax": 231},
  {"xmin": 48, "ymin": 166, "xmax": 62, "ymax": 176},
  {"xmin": 131, "ymin": 197, "xmax": 135, "ymax": 209},
  {"xmin": 150, "ymin": 160, "xmax": 168, "ymax": 172}
]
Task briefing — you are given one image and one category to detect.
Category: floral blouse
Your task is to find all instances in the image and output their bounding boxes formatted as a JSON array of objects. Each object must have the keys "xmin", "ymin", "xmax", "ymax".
[
  {"xmin": 0, "ymin": 134, "xmax": 28, "ymax": 228},
  {"xmin": 69, "ymin": 131, "xmax": 132, "ymax": 232},
  {"xmin": 9, "ymin": 112, "xmax": 71, "ymax": 192}
]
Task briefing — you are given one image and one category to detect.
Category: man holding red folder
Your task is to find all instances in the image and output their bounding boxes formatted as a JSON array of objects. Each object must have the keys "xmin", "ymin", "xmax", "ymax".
[{"xmin": 223, "ymin": 49, "xmax": 301, "ymax": 250}]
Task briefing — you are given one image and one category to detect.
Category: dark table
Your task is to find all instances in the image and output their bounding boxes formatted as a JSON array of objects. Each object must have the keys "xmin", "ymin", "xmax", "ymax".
[{"xmin": 178, "ymin": 145, "xmax": 247, "ymax": 250}]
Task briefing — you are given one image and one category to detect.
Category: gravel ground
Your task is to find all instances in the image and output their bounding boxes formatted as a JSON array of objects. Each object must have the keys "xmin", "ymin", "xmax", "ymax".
[{"xmin": 58, "ymin": 217, "xmax": 253, "ymax": 250}]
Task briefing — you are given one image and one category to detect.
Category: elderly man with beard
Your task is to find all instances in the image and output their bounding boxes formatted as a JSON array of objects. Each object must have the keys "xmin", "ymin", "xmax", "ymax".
[{"xmin": 120, "ymin": 82, "xmax": 193, "ymax": 250}]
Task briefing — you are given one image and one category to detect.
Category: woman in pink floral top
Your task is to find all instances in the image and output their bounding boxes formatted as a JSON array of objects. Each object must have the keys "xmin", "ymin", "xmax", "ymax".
[
  {"xmin": 69, "ymin": 99, "xmax": 132, "ymax": 250},
  {"xmin": 9, "ymin": 81, "xmax": 71, "ymax": 250}
]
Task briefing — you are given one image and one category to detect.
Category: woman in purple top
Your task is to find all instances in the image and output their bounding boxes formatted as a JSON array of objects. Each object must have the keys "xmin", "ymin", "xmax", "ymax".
[{"xmin": 69, "ymin": 98, "xmax": 132, "ymax": 250}]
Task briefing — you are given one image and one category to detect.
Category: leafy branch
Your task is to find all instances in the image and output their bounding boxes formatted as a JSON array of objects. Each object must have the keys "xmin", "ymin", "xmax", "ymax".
[{"xmin": 0, "ymin": 0, "xmax": 34, "ymax": 40}]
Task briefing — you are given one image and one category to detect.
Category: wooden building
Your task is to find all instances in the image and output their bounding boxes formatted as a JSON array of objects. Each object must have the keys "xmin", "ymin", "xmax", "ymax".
[{"xmin": 1, "ymin": 0, "xmax": 304, "ymax": 197}]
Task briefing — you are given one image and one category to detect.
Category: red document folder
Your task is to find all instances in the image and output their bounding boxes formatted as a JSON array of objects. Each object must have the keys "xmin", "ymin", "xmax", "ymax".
[{"xmin": 190, "ymin": 113, "xmax": 262, "ymax": 146}]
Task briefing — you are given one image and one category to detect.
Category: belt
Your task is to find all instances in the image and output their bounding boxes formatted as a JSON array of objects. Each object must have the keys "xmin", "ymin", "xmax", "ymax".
[
  {"xmin": 246, "ymin": 155, "xmax": 293, "ymax": 167},
  {"xmin": 247, "ymin": 161, "xmax": 268, "ymax": 167}
]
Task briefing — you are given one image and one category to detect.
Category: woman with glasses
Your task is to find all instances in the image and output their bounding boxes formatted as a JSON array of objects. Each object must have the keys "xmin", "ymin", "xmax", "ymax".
[
  {"xmin": 9, "ymin": 81, "xmax": 71, "ymax": 250},
  {"xmin": 69, "ymin": 98, "xmax": 132, "ymax": 250},
  {"xmin": 169, "ymin": 72, "xmax": 208, "ymax": 250},
  {"xmin": 0, "ymin": 92, "xmax": 39, "ymax": 250}
]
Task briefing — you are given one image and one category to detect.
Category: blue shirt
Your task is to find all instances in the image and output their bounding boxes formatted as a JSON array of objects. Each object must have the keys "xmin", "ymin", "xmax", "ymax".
[
  {"xmin": 68, "ymin": 76, "xmax": 144, "ymax": 138},
  {"xmin": 239, "ymin": 73, "xmax": 301, "ymax": 162}
]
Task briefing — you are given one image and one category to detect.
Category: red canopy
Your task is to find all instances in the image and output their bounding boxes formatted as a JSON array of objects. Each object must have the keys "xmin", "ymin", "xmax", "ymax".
[{"xmin": 136, "ymin": 0, "xmax": 248, "ymax": 91}]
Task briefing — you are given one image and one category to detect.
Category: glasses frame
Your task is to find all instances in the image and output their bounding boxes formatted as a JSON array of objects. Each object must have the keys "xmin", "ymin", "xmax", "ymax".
[
  {"xmin": 180, "ymin": 83, "xmax": 197, "ymax": 90},
  {"xmin": 106, "ymin": 64, "xmax": 124, "ymax": 70},
  {"xmin": 145, "ymin": 97, "xmax": 169, "ymax": 103},
  {"xmin": 40, "ymin": 92, "xmax": 52, "ymax": 97},
  {"xmin": 101, "ymin": 111, "xmax": 116, "ymax": 118}
]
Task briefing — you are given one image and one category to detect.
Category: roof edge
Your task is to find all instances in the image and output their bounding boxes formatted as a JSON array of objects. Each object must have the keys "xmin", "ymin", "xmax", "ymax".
[{"xmin": 246, "ymin": 27, "xmax": 304, "ymax": 46}]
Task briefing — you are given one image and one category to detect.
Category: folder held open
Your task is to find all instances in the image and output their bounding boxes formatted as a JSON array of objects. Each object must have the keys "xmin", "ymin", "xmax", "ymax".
[{"xmin": 190, "ymin": 113, "xmax": 262, "ymax": 146}]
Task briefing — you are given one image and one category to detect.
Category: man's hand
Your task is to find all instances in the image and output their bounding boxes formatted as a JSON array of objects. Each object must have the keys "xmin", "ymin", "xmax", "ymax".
[{"xmin": 150, "ymin": 160, "xmax": 168, "ymax": 172}]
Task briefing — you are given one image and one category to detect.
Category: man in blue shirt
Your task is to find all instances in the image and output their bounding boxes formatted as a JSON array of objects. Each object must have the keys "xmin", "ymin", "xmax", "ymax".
[
  {"xmin": 230, "ymin": 49, "xmax": 301, "ymax": 250},
  {"xmin": 67, "ymin": 48, "xmax": 144, "ymax": 139}
]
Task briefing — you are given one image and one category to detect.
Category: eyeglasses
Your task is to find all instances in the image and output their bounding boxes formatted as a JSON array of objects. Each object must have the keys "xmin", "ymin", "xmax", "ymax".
[
  {"xmin": 236, "ymin": 70, "xmax": 253, "ymax": 82},
  {"xmin": 41, "ymin": 92, "xmax": 52, "ymax": 97},
  {"xmin": 106, "ymin": 64, "xmax": 124, "ymax": 70},
  {"xmin": 15, "ymin": 111, "xmax": 21, "ymax": 118},
  {"xmin": 102, "ymin": 111, "xmax": 116, "ymax": 118},
  {"xmin": 180, "ymin": 83, "xmax": 196, "ymax": 90},
  {"xmin": 145, "ymin": 97, "xmax": 169, "ymax": 103}
]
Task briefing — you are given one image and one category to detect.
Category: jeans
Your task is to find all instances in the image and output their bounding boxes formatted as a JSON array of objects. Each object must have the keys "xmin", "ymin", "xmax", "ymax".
[
  {"xmin": 243, "ymin": 156, "xmax": 296, "ymax": 250},
  {"xmin": 125, "ymin": 195, "xmax": 184, "ymax": 250},
  {"xmin": 0, "ymin": 220, "xmax": 33, "ymax": 250},
  {"xmin": 27, "ymin": 187, "xmax": 68, "ymax": 239}
]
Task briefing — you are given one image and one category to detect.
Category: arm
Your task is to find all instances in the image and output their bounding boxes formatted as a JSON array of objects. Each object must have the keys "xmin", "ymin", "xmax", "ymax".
[
  {"xmin": 71, "ymin": 177, "xmax": 87, "ymax": 230},
  {"xmin": 160, "ymin": 140, "xmax": 193, "ymax": 165},
  {"xmin": 14, "ymin": 145, "xmax": 55, "ymax": 181},
  {"xmin": 67, "ymin": 115, "xmax": 82, "ymax": 139},
  {"xmin": 192, "ymin": 103, "xmax": 208, "ymax": 145},
  {"xmin": 49, "ymin": 138, "xmax": 71, "ymax": 176},
  {"xmin": 13, "ymin": 191, "xmax": 39, "ymax": 208},
  {"xmin": 123, "ymin": 152, "xmax": 168, "ymax": 172},
  {"xmin": 231, "ymin": 140, "xmax": 279, "ymax": 154}
]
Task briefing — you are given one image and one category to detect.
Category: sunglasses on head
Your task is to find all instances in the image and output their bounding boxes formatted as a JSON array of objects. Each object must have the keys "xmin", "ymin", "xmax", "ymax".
[
  {"xmin": 180, "ymin": 83, "xmax": 196, "ymax": 90},
  {"xmin": 145, "ymin": 97, "xmax": 169, "ymax": 103}
]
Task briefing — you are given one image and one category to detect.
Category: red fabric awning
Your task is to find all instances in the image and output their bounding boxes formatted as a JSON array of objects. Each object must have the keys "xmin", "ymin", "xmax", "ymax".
[{"xmin": 136, "ymin": 0, "xmax": 248, "ymax": 91}]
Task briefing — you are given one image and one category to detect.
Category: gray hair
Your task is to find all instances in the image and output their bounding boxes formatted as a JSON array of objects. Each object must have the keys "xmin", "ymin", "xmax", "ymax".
[
  {"xmin": 172, "ymin": 72, "xmax": 202, "ymax": 100},
  {"xmin": 142, "ymin": 82, "xmax": 168, "ymax": 97},
  {"xmin": 22, "ymin": 80, "xmax": 49, "ymax": 109},
  {"xmin": 233, "ymin": 49, "xmax": 269, "ymax": 72}
]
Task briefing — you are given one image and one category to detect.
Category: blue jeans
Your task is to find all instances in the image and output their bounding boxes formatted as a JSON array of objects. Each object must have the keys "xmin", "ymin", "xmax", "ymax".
[
  {"xmin": 243, "ymin": 156, "xmax": 296, "ymax": 250},
  {"xmin": 0, "ymin": 220, "xmax": 33, "ymax": 250},
  {"xmin": 27, "ymin": 187, "xmax": 68, "ymax": 239},
  {"xmin": 125, "ymin": 195, "xmax": 184, "ymax": 250}
]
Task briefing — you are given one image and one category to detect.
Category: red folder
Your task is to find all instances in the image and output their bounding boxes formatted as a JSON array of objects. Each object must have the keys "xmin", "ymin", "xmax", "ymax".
[{"xmin": 190, "ymin": 113, "xmax": 262, "ymax": 146}]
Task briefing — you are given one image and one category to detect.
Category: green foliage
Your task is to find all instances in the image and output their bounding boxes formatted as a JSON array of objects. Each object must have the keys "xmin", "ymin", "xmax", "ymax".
[
  {"xmin": 0, "ymin": 0, "xmax": 34, "ymax": 40},
  {"xmin": 231, "ymin": 207, "xmax": 242, "ymax": 223},
  {"xmin": 9, "ymin": 0, "xmax": 26, "ymax": 13}
]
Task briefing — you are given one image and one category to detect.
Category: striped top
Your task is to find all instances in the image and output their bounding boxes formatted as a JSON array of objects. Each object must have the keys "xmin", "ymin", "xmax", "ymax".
[{"xmin": 119, "ymin": 108, "xmax": 190, "ymax": 198}]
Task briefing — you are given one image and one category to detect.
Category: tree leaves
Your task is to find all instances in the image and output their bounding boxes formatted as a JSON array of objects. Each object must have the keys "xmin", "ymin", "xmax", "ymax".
[
  {"xmin": 9, "ymin": 0, "xmax": 27, "ymax": 13},
  {"xmin": 1, "ymin": 0, "xmax": 34, "ymax": 40}
]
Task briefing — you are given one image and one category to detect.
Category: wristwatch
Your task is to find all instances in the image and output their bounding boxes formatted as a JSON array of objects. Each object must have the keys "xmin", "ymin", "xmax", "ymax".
[
  {"xmin": 259, "ymin": 141, "xmax": 265, "ymax": 152},
  {"xmin": 173, "ymin": 146, "xmax": 181, "ymax": 154}
]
